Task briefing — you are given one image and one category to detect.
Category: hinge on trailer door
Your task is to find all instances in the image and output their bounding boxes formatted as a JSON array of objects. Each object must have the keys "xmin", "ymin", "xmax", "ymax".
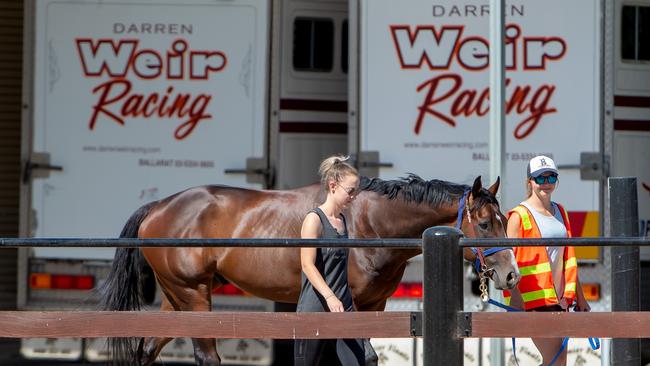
[
  {"xmin": 224, "ymin": 157, "xmax": 274, "ymax": 186},
  {"xmin": 354, "ymin": 151, "xmax": 393, "ymax": 178},
  {"xmin": 23, "ymin": 152, "xmax": 63, "ymax": 183},
  {"xmin": 556, "ymin": 152, "xmax": 607, "ymax": 181}
]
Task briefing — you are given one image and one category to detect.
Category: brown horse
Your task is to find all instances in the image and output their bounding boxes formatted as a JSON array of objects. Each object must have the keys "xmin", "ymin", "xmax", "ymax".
[{"xmin": 101, "ymin": 174, "xmax": 520, "ymax": 366}]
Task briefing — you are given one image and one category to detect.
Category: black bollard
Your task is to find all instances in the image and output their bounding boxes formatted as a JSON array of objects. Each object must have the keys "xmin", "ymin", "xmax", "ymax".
[
  {"xmin": 422, "ymin": 226, "xmax": 464, "ymax": 366},
  {"xmin": 609, "ymin": 177, "xmax": 640, "ymax": 366}
]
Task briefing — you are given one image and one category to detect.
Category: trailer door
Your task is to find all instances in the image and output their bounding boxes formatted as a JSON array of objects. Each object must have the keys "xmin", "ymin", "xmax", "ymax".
[
  {"xmin": 27, "ymin": 0, "xmax": 269, "ymax": 256},
  {"xmin": 353, "ymin": 0, "xmax": 601, "ymax": 215}
]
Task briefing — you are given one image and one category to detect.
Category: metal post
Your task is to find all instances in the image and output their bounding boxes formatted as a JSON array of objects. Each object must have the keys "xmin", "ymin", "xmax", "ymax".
[
  {"xmin": 423, "ymin": 226, "xmax": 463, "ymax": 366},
  {"xmin": 489, "ymin": 1, "xmax": 507, "ymax": 363},
  {"xmin": 609, "ymin": 177, "xmax": 640, "ymax": 366},
  {"xmin": 489, "ymin": 0, "xmax": 506, "ymax": 197}
]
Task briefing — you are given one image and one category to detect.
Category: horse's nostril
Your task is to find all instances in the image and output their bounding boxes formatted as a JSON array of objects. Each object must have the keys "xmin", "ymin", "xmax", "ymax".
[{"xmin": 506, "ymin": 271, "xmax": 519, "ymax": 286}]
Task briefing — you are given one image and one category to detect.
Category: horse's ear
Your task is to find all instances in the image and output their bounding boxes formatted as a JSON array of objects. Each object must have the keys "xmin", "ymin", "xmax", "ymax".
[
  {"xmin": 487, "ymin": 176, "xmax": 500, "ymax": 196},
  {"xmin": 471, "ymin": 176, "xmax": 482, "ymax": 200}
]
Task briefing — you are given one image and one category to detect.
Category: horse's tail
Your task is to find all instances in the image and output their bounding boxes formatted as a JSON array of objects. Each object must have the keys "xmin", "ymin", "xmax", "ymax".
[{"xmin": 100, "ymin": 201, "xmax": 157, "ymax": 365}]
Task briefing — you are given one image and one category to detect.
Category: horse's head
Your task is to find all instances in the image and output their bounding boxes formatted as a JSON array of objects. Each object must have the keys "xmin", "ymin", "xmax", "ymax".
[{"xmin": 460, "ymin": 176, "xmax": 520, "ymax": 290}]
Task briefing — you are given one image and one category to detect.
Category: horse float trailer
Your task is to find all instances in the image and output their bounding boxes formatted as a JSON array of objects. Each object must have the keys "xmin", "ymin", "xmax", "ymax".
[{"xmin": 18, "ymin": 0, "xmax": 649, "ymax": 364}]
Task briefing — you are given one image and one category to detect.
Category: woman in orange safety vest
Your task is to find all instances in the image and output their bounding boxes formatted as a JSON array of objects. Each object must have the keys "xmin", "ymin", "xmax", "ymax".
[{"xmin": 504, "ymin": 155, "xmax": 590, "ymax": 366}]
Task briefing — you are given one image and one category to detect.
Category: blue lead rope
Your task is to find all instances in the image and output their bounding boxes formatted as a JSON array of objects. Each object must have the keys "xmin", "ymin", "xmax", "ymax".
[
  {"xmin": 545, "ymin": 336, "xmax": 600, "ymax": 366},
  {"xmin": 486, "ymin": 298, "xmax": 600, "ymax": 366},
  {"xmin": 487, "ymin": 298, "xmax": 521, "ymax": 312}
]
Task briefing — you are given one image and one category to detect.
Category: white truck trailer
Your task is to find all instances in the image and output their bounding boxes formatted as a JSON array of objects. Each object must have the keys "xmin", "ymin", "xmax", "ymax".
[
  {"xmin": 19, "ymin": 0, "xmax": 650, "ymax": 364},
  {"xmin": 20, "ymin": 0, "xmax": 275, "ymax": 363}
]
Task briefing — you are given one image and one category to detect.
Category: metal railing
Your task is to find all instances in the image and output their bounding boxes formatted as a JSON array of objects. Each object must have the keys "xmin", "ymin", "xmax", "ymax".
[{"xmin": 422, "ymin": 231, "xmax": 650, "ymax": 365}]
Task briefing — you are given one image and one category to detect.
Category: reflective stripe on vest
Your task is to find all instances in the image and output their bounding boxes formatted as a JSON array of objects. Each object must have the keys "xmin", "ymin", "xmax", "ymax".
[
  {"xmin": 519, "ymin": 262, "xmax": 552, "ymax": 276},
  {"xmin": 517, "ymin": 207, "xmax": 533, "ymax": 230},
  {"xmin": 521, "ymin": 288, "xmax": 558, "ymax": 303},
  {"xmin": 565, "ymin": 256, "xmax": 577, "ymax": 269},
  {"xmin": 511, "ymin": 206, "xmax": 532, "ymax": 232}
]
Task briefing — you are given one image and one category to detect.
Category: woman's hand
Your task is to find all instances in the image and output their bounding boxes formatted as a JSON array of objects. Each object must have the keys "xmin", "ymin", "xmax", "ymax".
[
  {"xmin": 574, "ymin": 297, "xmax": 591, "ymax": 312},
  {"xmin": 326, "ymin": 295, "xmax": 344, "ymax": 312}
]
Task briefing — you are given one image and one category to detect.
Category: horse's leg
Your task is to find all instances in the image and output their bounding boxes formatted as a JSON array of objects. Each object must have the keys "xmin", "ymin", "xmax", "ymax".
[
  {"xmin": 190, "ymin": 338, "xmax": 219, "ymax": 366},
  {"xmin": 179, "ymin": 281, "xmax": 220, "ymax": 366},
  {"xmin": 138, "ymin": 294, "xmax": 175, "ymax": 366},
  {"xmin": 149, "ymin": 278, "xmax": 220, "ymax": 365},
  {"xmin": 142, "ymin": 245, "xmax": 222, "ymax": 365}
]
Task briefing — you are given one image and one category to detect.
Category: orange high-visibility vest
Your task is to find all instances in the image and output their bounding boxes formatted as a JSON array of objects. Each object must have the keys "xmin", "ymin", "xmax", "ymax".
[{"xmin": 503, "ymin": 203, "xmax": 578, "ymax": 310}]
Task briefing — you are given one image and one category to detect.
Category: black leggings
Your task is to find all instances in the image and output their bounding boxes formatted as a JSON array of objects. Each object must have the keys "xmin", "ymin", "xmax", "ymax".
[{"xmin": 294, "ymin": 338, "xmax": 365, "ymax": 366}]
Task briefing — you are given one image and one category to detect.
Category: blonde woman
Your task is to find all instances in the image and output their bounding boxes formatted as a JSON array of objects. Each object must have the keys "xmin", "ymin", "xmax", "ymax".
[
  {"xmin": 505, "ymin": 155, "xmax": 590, "ymax": 366},
  {"xmin": 294, "ymin": 155, "xmax": 365, "ymax": 366}
]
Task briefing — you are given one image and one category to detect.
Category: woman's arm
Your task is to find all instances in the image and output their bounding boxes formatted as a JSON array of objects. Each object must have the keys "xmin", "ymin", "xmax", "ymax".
[
  {"xmin": 300, "ymin": 212, "xmax": 344, "ymax": 312},
  {"xmin": 505, "ymin": 212, "xmax": 525, "ymax": 310}
]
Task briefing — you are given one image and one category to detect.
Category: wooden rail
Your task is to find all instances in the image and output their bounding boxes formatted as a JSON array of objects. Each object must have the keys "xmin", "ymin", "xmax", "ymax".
[
  {"xmin": 462, "ymin": 312, "xmax": 650, "ymax": 338},
  {"xmin": 0, "ymin": 311, "xmax": 420, "ymax": 339}
]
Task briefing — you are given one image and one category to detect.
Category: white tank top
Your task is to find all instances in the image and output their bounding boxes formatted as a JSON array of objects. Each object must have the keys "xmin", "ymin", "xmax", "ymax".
[{"xmin": 521, "ymin": 201, "xmax": 568, "ymax": 300}]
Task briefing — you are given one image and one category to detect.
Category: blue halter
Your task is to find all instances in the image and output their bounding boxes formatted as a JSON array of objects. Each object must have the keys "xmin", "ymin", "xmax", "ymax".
[
  {"xmin": 455, "ymin": 190, "xmax": 510, "ymax": 273},
  {"xmin": 454, "ymin": 190, "xmax": 469, "ymax": 231}
]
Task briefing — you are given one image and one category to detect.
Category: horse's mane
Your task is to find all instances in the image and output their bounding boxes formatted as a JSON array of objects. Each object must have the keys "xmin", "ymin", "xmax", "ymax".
[{"xmin": 359, "ymin": 174, "xmax": 498, "ymax": 209}]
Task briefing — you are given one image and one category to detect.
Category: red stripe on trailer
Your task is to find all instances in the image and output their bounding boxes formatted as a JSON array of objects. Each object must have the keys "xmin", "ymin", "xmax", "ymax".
[
  {"xmin": 614, "ymin": 95, "xmax": 650, "ymax": 108},
  {"xmin": 280, "ymin": 99, "xmax": 348, "ymax": 112},
  {"xmin": 614, "ymin": 120, "xmax": 650, "ymax": 131},
  {"xmin": 279, "ymin": 122, "xmax": 347, "ymax": 134}
]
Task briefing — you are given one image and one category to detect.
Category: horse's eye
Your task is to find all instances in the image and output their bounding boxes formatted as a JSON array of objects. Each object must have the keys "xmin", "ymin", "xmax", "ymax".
[{"xmin": 478, "ymin": 222, "xmax": 489, "ymax": 231}]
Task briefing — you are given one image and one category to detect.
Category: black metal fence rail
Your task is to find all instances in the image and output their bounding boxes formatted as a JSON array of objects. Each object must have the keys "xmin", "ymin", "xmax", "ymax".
[
  {"xmin": 0, "ymin": 238, "xmax": 421, "ymax": 248},
  {"xmin": 461, "ymin": 237, "xmax": 650, "ymax": 247},
  {"xmin": 2, "ymin": 236, "xmax": 648, "ymax": 248}
]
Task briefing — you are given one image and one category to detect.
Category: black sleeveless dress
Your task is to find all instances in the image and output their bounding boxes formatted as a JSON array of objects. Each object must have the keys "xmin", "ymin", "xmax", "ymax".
[
  {"xmin": 294, "ymin": 208, "xmax": 365, "ymax": 366},
  {"xmin": 296, "ymin": 208, "xmax": 354, "ymax": 312}
]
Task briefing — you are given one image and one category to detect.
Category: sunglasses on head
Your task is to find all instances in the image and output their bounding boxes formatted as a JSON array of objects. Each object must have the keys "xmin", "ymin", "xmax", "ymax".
[{"xmin": 532, "ymin": 174, "xmax": 558, "ymax": 184}]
